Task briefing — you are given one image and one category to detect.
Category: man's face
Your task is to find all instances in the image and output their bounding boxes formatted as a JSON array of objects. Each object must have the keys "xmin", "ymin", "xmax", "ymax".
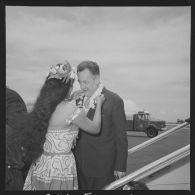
[{"xmin": 77, "ymin": 69, "xmax": 99, "ymax": 97}]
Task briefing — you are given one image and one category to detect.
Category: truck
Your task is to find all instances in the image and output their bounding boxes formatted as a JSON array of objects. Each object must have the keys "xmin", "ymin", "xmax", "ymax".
[{"xmin": 125, "ymin": 111, "xmax": 166, "ymax": 138}]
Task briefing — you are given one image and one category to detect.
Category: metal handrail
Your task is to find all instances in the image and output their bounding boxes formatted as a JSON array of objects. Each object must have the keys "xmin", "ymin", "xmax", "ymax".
[
  {"xmin": 103, "ymin": 144, "xmax": 190, "ymax": 190},
  {"xmin": 128, "ymin": 122, "xmax": 189, "ymax": 155},
  {"xmin": 103, "ymin": 121, "xmax": 190, "ymax": 190}
]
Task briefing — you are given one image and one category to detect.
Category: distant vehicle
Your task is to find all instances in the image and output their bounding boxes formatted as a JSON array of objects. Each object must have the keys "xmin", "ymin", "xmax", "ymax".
[
  {"xmin": 125, "ymin": 111, "xmax": 166, "ymax": 138},
  {"xmin": 177, "ymin": 119, "xmax": 184, "ymax": 124}
]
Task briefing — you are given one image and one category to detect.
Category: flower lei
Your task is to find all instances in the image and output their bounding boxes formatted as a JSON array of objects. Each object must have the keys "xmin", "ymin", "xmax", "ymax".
[
  {"xmin": 66, "ymin": 83, "xmax": 104, "ymax": 124},
  {"xmin": 83, "ymin": 83, "xmax": 104, "ymax": 112},
  {"xmin": 76, "ymin": 94, "xmax": 85, "ymax": 108}
]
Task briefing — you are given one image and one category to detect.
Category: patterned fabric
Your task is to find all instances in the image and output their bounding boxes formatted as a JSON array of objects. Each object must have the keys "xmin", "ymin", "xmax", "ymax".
[
  {"xmin": 23, "ymin": 129, "xmax": 78, "ymax": 190},
  {"xmin": 23, "ymin": 101, "xmax": 80, "ymax": 190}
]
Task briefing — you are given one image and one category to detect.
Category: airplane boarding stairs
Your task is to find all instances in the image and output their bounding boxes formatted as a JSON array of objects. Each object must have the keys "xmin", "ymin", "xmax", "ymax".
[{"xmin": 103, "ymin": 121, "xmax": 190, "ymax": 190}]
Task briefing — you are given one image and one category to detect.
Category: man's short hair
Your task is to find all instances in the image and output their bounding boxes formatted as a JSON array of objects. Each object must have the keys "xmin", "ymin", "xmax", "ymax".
[{"xmin": 77, "ymin": 61, "xmax": 100, "ymax": 75}]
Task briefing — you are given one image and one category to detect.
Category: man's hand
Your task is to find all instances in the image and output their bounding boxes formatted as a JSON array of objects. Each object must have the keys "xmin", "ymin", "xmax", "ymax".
[
  {"xmin": 114, "ymin": 170, "xmax": 126, "ymax": 180},
  {"xmin": 71, "ymin": 134, "xmax": 78, "ymax": 149}
]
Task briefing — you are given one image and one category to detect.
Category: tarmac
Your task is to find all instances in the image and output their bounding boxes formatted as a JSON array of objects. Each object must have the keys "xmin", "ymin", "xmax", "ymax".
[{"xmin": 126, "ymin": 124, "xmax": 190, "ymax": 174}]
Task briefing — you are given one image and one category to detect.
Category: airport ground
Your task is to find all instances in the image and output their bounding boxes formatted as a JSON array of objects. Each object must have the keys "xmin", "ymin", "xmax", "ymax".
[{"xmin": 126, "ymin": 124, "xmax": 190, "ymax": 174}]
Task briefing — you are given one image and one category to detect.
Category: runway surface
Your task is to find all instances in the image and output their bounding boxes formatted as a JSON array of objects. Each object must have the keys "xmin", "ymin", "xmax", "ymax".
[{"xmin": 126, "ymin": 125, "xmax": 190, "ymax": 174}]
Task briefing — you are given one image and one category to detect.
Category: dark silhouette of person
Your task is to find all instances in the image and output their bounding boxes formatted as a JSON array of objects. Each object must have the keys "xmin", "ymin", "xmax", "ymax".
[{"xmin": 6, "ymin": 87, "xmax": 27, "ymax": 190}]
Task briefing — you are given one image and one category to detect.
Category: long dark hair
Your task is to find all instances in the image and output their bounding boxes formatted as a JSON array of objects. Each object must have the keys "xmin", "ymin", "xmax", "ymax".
[{"xmin": 20, "ymin": 78, "xmax": 72, "ymax": 164}]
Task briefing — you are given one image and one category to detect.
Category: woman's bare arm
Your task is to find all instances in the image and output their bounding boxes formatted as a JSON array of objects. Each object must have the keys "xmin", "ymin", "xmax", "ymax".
[{"xmin": 72, "ymin": 95, "xmax": 105, "ymax": 134}]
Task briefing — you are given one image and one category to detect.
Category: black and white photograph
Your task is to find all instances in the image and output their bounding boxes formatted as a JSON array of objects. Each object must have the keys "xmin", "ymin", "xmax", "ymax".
[{"xmin": 5, "ymin": 5, "xmax": 190, "ymax": 191}]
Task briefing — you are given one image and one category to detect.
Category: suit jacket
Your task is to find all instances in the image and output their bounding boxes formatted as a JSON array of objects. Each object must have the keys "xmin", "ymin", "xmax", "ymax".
[
  {"xmin": 6, "ymin": 87, "xmax": 27, "ymax": 129},
  {"xmin": 6, "ymin": 88, "xmax": 27, "ymax": 190},
  {"xmin": 74, "ymin": 88, "xmax": 128, "ymax": 177},
  {"xmin": 6, "ymin": 124, "xmax": 25, "ymax": 189}
]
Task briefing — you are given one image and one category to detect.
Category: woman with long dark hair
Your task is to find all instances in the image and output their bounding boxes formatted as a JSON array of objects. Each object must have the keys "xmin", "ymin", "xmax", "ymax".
[{"xmin": 21, "ymin": 62, "xmax": 105, "ymax": 190}]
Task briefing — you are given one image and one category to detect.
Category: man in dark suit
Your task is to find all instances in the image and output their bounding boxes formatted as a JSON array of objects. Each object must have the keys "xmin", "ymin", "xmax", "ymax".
[
  {"xmin": 6, "ymin": 87, "xmax": 28, "ymax": 190},
  {"xmin": 6, "ymin": 87, "xmax": 27, "ymax": 129},
  {"xmin": 74, "ymin": 61, "xmax": 128, "ymax": 190}
]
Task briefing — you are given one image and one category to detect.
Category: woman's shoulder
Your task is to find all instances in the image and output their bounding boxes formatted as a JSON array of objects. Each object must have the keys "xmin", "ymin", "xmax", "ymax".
[
  {"xmin": 59, "ymin": 99, "xmax": 77, "ymax": 111},
  {"xmin": 51, "ymin": 100, "xmax": 77, "ymax": 120},
  {"xmin": 48, "ymin": 100, "xmax": 80, "ymax": 129}
]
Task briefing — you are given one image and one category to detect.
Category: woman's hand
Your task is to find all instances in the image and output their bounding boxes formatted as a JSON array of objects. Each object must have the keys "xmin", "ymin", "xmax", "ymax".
[{"xmin": 95, "ymin": 94, "xmax": 105, "ymax": 106}]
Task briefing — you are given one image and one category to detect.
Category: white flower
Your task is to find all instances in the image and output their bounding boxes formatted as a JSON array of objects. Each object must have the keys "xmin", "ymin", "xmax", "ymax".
[
  {"xmin": 59, "ymin": 64, "xmax": 66, "ymax": 73},
  {"xmin": 47, "ymin": 62, "xmax": 75, "ymax": 81},
  {"xmin": 83, "ymin": 83, "xmax": 104, "ymax": 111},
  {"xmin": 69, "ymin": 67, "xmax": 77, "ymax": 79},
  {"xmin": 50, "ymin": 68, "xmax": 57, "ymax": 74}
]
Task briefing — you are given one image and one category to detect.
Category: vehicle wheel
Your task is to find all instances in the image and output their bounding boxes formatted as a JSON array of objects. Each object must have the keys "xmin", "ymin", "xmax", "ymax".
[{"xmin": 146, "ymin": 128, "xmax": 158, "ymax": 138}]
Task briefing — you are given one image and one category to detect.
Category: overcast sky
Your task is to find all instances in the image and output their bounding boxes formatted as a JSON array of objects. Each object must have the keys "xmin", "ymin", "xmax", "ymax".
[{"xmin": 6, "ymin": 6, "xmax": 190, "ymax": 122}]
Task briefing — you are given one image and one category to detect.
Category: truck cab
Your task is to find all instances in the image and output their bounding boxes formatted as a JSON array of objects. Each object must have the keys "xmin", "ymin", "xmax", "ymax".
[
  {"xmin": 126, "ymin": 111, "xmax": 166, "ymax": 138},
  {"xmin": 134, "ymin": 111, "xmax": 150, "ymax": 131}
]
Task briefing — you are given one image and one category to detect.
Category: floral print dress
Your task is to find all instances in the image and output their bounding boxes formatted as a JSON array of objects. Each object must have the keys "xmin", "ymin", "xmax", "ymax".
[{"xmin": 23, "ymin": 100, "xmax": 81, "ymax": 190}]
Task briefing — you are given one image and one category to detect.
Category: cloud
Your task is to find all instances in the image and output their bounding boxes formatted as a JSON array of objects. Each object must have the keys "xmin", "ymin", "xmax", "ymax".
[
  {"xmin": 6, "ymin": 6, "xmax": 190, "ymax": 71},
  {"xmin": 5, "ymin": 6, "xmax": 190, "ymax": 122},
  {"xmin": 164, "ymin": 80, "xmax": 190, "ymax": 91},
  {"xmin": 124, "ymin": 99, "xmax": 140, "ymax": 115}
]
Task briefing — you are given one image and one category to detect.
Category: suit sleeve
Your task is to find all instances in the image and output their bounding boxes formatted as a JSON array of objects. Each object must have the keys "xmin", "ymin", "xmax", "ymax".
[
  {"xmin": 112, "ymin": 97, "xmax": 128, "ymax": 172},
  {"xmin": 6, "ymin": 89, "xmax": 27, "ymax": 128},
  {"xmin": 6, "ymin": 90, "xmax": 27, "ymax": 115}
]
